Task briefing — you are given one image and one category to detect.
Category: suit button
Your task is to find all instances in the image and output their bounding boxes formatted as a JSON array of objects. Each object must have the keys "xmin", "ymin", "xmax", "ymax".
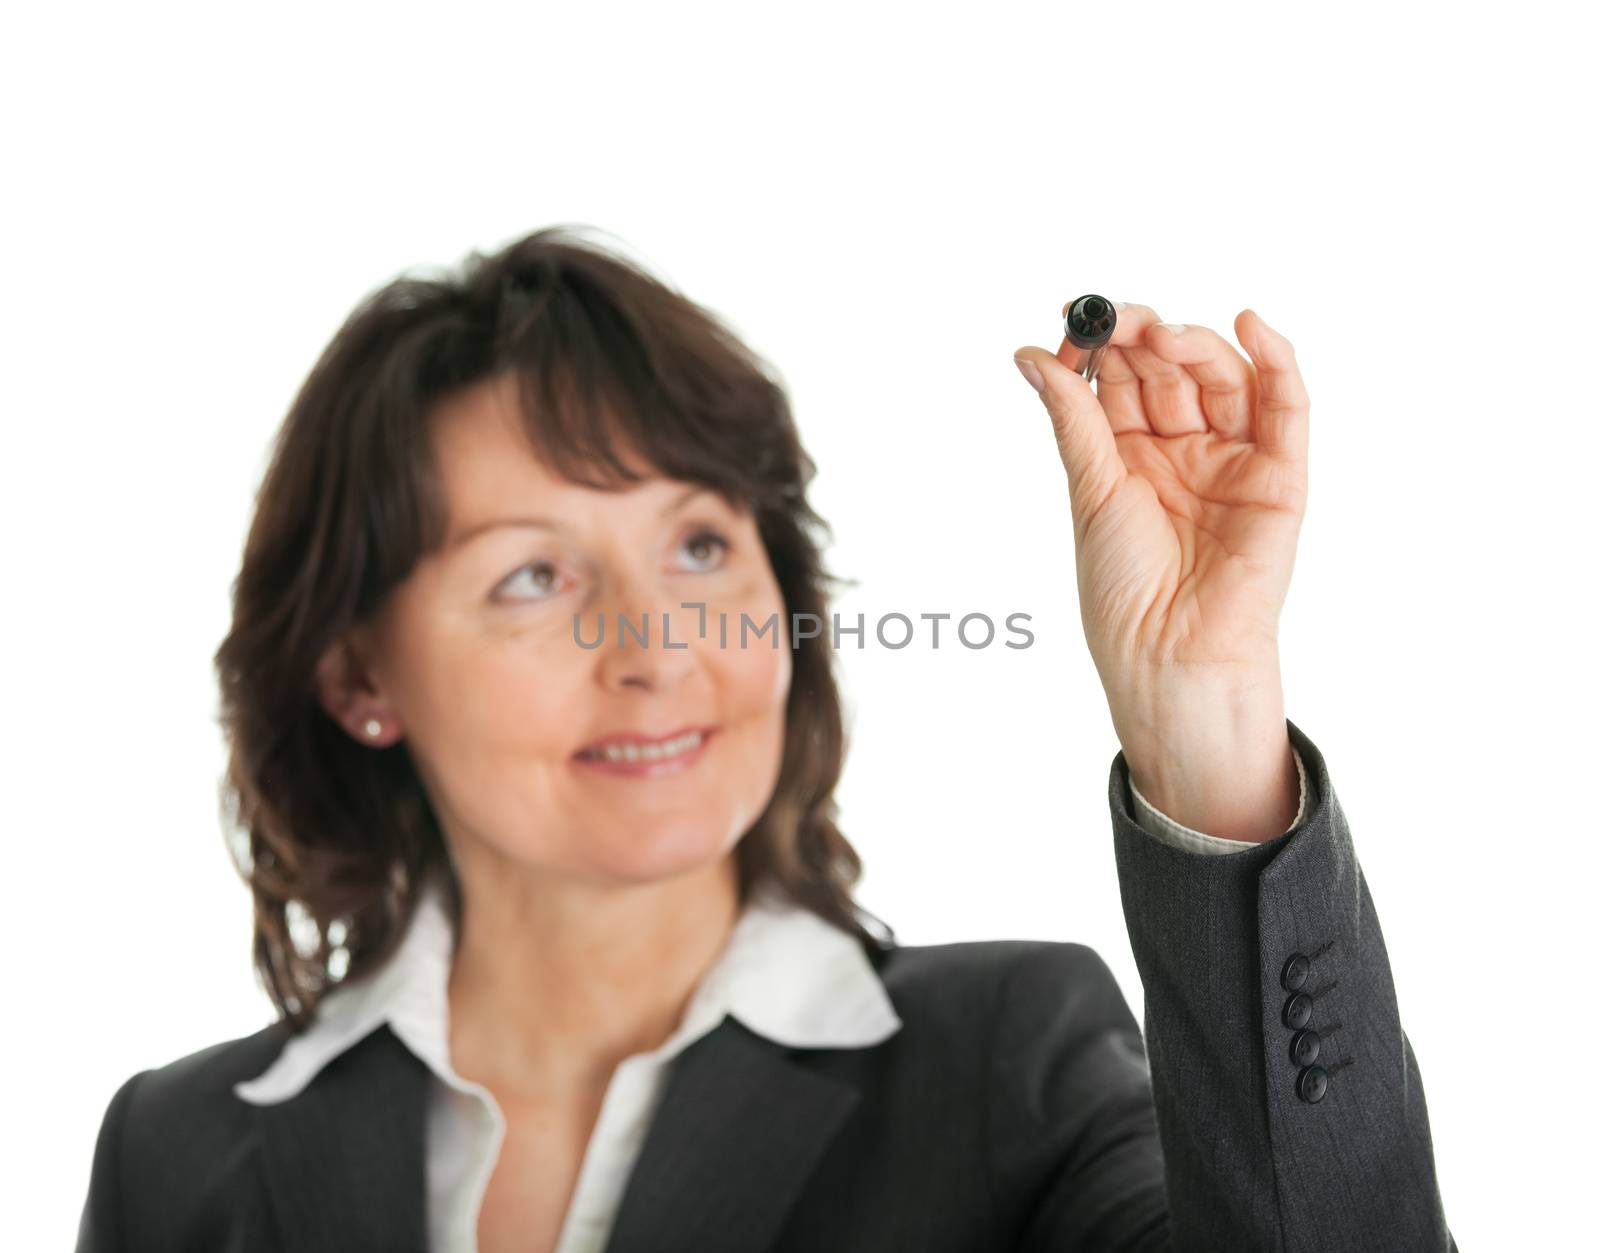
[
  {"xmin": 1282, "ymin": 991, "xmax": 1313, "ymax": 1030},
  {"xmin": 1296, "ymin": 1065, "xmax": 1329, "ymax": 1103},
  {"xmin": 1281, "ymin": 953, "xmax": 1310, "ymax": 992},
  {"xmin": 1290, "ymin": 1028, "xmax": 1321, "ymax": 1067}
]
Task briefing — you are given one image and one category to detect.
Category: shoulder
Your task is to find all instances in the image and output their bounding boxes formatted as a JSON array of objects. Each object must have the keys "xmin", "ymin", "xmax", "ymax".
[
  {"xmin": 873, "ymin": 937, "xmax": 1137, "ymax": 1043},
  {"xmin": 874, "ymin": 938, "xmax": 1151, "ymax": 1133},
  {"xmin": 123, "ymin": 1019, "xmax": 291, "ymax": 1111},
  {"xmin": 79, "ymin": 1022, "xmax": 294, "ymax": 1245},
  {"xmin": 92, "ymin": 1021, "xmax": 292, "ymax": 1170},
  {"xmin": 875, "ymin": 934, "xmax": 1122, "ymax": 993}
]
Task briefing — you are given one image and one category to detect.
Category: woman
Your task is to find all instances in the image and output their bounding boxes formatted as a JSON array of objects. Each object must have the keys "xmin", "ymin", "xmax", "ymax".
[{"xmin": 75, "ymin": 226, "xmax": 1456, "ymax": 1252}]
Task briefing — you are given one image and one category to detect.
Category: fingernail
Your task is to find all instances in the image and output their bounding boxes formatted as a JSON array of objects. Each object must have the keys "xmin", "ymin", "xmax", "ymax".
[
  {"xmin": 1013, "ymin": 355, "xmax": 1044, "ymax": 394},
  {"xmin": 1114, "ymin": 301, "xmax": 1127, "ymax": 311},
  {"xmin": 1156, "ymin": 322, "xmax": 1187, "ymax": 334}
]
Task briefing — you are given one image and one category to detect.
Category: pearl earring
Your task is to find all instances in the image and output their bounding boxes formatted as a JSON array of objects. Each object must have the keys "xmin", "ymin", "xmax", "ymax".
[{"xmin": 362, "ymin": 718, "xmax": 383, "ymax": 739}]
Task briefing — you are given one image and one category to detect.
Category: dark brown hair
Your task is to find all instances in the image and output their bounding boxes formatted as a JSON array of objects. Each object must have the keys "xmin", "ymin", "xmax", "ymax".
[{"xmin": 214, "ymin": 224, "xmax": 894, "ymax": 1032}]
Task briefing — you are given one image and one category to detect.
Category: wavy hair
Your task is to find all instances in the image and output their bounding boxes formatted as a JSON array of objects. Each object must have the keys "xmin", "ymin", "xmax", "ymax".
[{"xmin": 213, "ymin": 224, "xmax": 894, "ymax": 1031}]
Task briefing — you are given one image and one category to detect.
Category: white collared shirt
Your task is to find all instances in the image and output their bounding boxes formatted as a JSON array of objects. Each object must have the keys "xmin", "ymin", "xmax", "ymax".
[{"xmin": 233, "ymin": 747, "xmax": 1307, "ymax": 1252}]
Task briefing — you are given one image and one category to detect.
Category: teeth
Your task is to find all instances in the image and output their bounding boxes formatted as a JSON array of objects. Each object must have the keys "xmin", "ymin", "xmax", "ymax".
[{"xmin": 583, "ymin": 730, "xmax": 704, "ymax": 763}]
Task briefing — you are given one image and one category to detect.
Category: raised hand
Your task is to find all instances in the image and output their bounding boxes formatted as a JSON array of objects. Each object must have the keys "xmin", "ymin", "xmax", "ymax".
[{"xmin": 1013, "ymin": 303, "xmax": 1310, "ymax": 841}]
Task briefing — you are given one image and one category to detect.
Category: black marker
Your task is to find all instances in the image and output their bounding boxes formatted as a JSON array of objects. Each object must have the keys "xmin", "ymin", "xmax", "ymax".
[{"xmin": 1062, "ymin": 295, "xmax": 1116, "ymax": 385}]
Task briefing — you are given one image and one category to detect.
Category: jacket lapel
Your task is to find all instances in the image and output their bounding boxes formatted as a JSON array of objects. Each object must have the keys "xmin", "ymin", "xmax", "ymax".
[
  {"xmin": 604, "ymin": 1013, "xmax": 863, "ymax": 1253},
  {"xmin": 253, "ymin": 1022, "xmax": 431, "ymax": 1253}
]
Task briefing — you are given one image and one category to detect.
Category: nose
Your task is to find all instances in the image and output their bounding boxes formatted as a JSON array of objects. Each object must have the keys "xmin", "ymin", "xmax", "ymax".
[{"xmin": 589, "ymin": 581, "xmax": 701, "ymax": 693}]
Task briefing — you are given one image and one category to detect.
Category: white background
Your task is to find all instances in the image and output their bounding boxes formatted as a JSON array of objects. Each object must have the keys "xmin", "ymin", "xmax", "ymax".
[{"xmin": 7, "ymin": 2, "xmax": 1595, "ymax": 1247}]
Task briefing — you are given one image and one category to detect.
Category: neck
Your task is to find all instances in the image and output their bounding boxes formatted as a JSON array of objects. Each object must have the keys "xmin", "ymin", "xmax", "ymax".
[{"xmin": 442, "ymin": 848, "xmax": 742, "ymax": 1105}]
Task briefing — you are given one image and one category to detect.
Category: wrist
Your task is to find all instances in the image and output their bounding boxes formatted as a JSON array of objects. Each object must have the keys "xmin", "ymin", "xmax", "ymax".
[{"xmin": 1110, "ymin": 665, "xmax": 1295, "ymax": 843}]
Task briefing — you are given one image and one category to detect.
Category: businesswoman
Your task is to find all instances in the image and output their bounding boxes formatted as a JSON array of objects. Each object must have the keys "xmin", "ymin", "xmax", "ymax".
[{"xmin": 75, "ymin": 226, "xmax": 1456, "ymax": 1252}]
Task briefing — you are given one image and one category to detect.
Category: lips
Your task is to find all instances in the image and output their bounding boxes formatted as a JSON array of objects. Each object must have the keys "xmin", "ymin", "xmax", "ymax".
[
  {"xmin": 572, "ymin": 724, "xmax": 715, "ymax": 758},
  {"xmin": 571, "ymin": 726, "xmax": 718, "ymax": 775}
]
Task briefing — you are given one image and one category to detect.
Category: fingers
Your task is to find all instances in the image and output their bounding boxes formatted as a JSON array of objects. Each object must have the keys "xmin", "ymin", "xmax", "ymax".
[
  {"xmin": 1051, "ymin": 300, "xmax": 1308, "ymax": 459},
  {"xmin": 1076, "ymin": 344, "xmax": 1147, "ymax": 436},
  {"xmin": 1121, "ymin": 333, "xmax": 1204, "ymax": 437},
  {"xmin": 1234, "ymin": 309, "xmax": 1308, "ymax": 461},
  {"xmin": 1015, "ymin": 346, "xmax": 1128, "ymax": 539},
  {"xmin": 1141, "ymin": 321, "xmax": 1257, "ymax": 441},
  {"xmin": 1068, "ymin": 301, "xmax": 1162, "ymax": 435},
  {"xmin": 1067, "ymin": 302, "xmax": 1203, "ymax": 436}
]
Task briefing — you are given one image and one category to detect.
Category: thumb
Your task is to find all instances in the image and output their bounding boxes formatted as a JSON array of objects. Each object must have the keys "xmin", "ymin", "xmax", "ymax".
[{"xmin": 1013, "ymin": 348, "xmax": 1125, "ymax": 534}]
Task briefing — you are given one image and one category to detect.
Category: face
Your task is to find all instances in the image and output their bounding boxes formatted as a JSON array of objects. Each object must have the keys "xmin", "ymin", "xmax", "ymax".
[{"xmin": 319, "ymin": 373, "xmax": 792, "ymax": 890}]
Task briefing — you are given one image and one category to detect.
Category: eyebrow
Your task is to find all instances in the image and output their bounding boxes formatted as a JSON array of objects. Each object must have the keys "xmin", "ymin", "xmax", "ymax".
[{"xmin": 448, "ymin": 484, "xmax": 714, "ymax": 552}]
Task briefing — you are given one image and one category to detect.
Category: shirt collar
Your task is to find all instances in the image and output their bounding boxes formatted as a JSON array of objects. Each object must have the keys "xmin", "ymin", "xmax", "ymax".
[{"xmin": 233, "ymin": 869, "xmax": 902, "ymax": 1106}]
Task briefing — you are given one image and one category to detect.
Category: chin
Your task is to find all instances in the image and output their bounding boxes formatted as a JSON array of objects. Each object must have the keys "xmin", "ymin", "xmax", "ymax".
[{"xmin": 579, "ymin": 816, "xmax": 744, "ymax": 888}]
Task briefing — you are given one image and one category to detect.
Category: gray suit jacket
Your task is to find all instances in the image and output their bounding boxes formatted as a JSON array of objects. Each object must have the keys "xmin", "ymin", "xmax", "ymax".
[{"xmin": 75, "ymin": 718, "xmax": 1456, "ymax": 1251}]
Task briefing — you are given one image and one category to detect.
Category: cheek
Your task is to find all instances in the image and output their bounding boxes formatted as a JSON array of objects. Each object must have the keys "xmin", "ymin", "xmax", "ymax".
[
  {"xmin": 715, "ymin": 616, "xmax": 793, "ymax": 762},
  {"xmin": 393, "ymin": 617, "xmax": 583, "ymax": 770},
  {"xmin": 689, "ymin": 623, "xmax": 790, "ymax": 845}
]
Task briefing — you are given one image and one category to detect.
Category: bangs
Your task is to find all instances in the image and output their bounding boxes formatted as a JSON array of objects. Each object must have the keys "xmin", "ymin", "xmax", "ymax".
[{"xmin": 488, "ymin": 256, "xmax": 791, "ymax": 517}]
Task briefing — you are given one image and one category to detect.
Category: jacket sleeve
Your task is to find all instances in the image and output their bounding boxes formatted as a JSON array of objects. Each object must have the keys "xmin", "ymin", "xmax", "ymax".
[
  {"xmin": 75, "ymin": 1069, "xmax": 147, "ymax": 1253},
  {"xmin": 1105, "ymin": 715, "xmax": 1456, "ymax": 1252}
]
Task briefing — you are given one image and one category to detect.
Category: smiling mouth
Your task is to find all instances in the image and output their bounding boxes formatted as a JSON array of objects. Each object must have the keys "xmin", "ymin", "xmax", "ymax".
[{"xmin": 574, "ymin": 728, "xmax": 714, "ymax": 764}]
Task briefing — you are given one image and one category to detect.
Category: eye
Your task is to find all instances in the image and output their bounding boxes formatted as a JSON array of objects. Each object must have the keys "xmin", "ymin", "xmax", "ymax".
[
  {"xmin": 678, "ymin": 527, "xmax": 731, "ymax": 573},
  {"xmin": 494, "ymin": 559, "xmax": 567, "ymax": 603}
]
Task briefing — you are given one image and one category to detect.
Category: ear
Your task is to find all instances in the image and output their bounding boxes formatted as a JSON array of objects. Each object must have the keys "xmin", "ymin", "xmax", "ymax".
[{"xmin": 313, "ymin": 625, "xmax": 402, "ymax": 747}]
